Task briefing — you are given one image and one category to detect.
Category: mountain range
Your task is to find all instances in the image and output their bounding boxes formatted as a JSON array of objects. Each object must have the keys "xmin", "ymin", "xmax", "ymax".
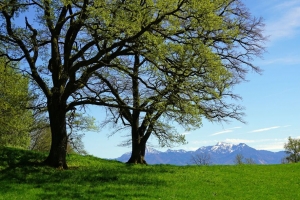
[{"xmin": 116, "ymin": 142, "xmax": 286, "ymax": 165}]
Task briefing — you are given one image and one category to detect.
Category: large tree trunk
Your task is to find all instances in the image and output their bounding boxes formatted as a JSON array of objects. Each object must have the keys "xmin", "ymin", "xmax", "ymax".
[
  {"xmin": 127, "ymin": 139, "xmax": 147, "ymax": 164},
  {"xmin": 43, "ymin": 96, "xmax": 68, "ymax": 169},
  {"xmin": 127, "ymin": 127, "xmax": 147, "ymax": 164}
]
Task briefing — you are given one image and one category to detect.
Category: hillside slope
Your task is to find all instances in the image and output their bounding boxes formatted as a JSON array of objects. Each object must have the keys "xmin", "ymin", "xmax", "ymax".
[{"xmin": 1, "ymin": 147, "xmax": 298, "ymax": 200}]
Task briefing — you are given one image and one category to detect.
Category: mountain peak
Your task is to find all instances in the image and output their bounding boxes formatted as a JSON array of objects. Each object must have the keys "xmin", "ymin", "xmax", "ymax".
[
  {"xmin": 211, "ymin": 142, "xmax": 252, "ymax": 153},
  {"xmin": 116, "ymin": 142, "xmax": 286, "ymax": 165},
  {"xmin": 211, "ymin": 142, "xmax": 234, "ymax": 153},
  {"xmin": 216, "ymin": 142, "xmax": 232, "ymax": 146},
  {"xmin": 146, "ymin": 147, "xmax": 160, "ymax": 154},
  {"xmin": 166, "ymin": 149, "xmax": 187, "ymax": 153}
]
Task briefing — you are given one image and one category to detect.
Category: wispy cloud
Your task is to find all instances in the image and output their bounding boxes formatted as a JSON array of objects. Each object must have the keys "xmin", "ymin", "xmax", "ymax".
[
  {"xmin": 282, "ymin": 125, "xmax": 292, "ymax": 128},
  {"xmin": 271, "ymin": 1, "xmax": 300, "ymax": 11},
  {"xmin": 255, "ymin": 142, "xmax": 285, "ymax": 151},
  {"xmin": 231, "ymin": 127, "xmax": 242, "ymax": 129},
  {"xmin": 249, "ymin": 126, "xmax": 281, "ymax": 133},
  {"xmin": 224, "ymin": 139, "xmax": 255, "ymax": 144},
  {"xmin": 266, "ymin": 4, "xmax": 300, "ymax": 41},
  {"xmin": 261, "ymin": 56, "xmax": 300, "ymax": 66},
  {"xmin": 210, "ymin": 130, "xmax": 233, "ymax": 136},
  {"xmin": 225, "ymin": 138, "xmax": 286, "ymax": 144},
  {"xmin": 210, "ymin": 127, "xmax": 242, "ymax": 136},
  {"xmin": 224, "ymin": 138, "xmax": 288, "ymax": 151},
  {"xmin": 190, "ymin": 140, "xmax": 219, "ymax": 145},
  {"xmin": 187, "ymin": 147, "xmax": 201, "ymax": 151}
]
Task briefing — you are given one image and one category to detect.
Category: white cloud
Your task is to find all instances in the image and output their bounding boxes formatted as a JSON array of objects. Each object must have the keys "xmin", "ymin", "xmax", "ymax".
[
  {"xmin": 210, "ymin": 130, "xmax": 233, "ymax": 136},
  {"xmin": 266, "ymin": 5, "xmax": 300, "ymax": 41},
  {"xmin": 255, "ymin": 142, "xmax": 285, "ymax": 151},
  {"xmin": 224, "ymin": 139, "xmax": 255, "ymax": 144},
  {"xmin": 249, "ymin": 126, "xmax": 281, "ymax": 133},
  {"xmin": 187, "ymin": 147, "xmax": 200, "ymax": 151},
  {"xmin": 282, "ymin": 125, "xmax": 292, "ymax": 128},
  {"xmin": 210, "ymin": 127, "xmax": 242, "ymax": 136},
  {"xmin": 261, "ymin": 56, "xmax": 300, "ymax": 66},
  {"xmin": 191, "ymin": 140, "xmax": 218, "ymax": 145},
  {"xmin": 271, "ymin": 1, "xmax": 300, "ymax": 11},
  {"xmin": 190, "ymin": 140, "xmax": 202, "ymax": 145},
  {"xmin": 231, "ymin": 127, "xmax": 242, "ymax": 129},
  {"xmin": 225, "ymin": 138, "xmax": 288, "ymax": 151}
]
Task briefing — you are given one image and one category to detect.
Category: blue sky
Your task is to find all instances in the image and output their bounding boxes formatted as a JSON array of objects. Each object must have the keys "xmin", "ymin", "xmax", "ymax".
[{"xmin": 83, "ymin": 0, "xmax": 300, "ymax": 159}]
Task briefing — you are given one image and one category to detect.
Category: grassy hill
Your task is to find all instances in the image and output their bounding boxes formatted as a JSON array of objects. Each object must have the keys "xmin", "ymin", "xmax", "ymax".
[{"xmin": 1, "ymin": 147, "xmax": 299, "ymax": 200}]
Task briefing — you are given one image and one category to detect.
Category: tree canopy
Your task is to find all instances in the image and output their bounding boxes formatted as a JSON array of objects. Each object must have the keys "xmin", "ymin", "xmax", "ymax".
[
  {"xmin": 0, "ymin": 0, "xmax": 265, "ymax": 167},
  {"xmin": 0, "ymin": 58, "xmax": 33, "ymax": 148},
  {"xmin": 91, "ymin": 0, "xmax": 266, "ymax": 163},
  {"xmin": 284, "ymin": 137, "xmax": 300, "ymax": 163}
]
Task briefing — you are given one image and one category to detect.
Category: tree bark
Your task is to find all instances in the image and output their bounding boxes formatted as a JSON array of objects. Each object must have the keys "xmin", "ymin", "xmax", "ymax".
[
  {"xmin": 43, "ymin": 96, "xmax": 68, "ymax": 169},
  {"xmin": 127, "ymin": 128, "xmax": 147, "ymax": 164},
  {"xmin": 127, "ymin": 140, "xmax": 147, "ymax": 164}
]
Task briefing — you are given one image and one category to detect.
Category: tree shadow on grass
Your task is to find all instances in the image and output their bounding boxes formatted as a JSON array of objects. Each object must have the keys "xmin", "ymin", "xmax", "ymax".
[
  {"xmin": 0, "ymin": 147, "xmax": 46, "ymax": 168},
  {"xmin": 0, "ymin": 147, "xmax": 169, "ymax": 199}
]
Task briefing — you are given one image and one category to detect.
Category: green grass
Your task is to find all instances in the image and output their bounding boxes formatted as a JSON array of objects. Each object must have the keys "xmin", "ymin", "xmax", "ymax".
[{"xmin": 1, "ymin": 147, "xmax": 300, "ymax": 200}]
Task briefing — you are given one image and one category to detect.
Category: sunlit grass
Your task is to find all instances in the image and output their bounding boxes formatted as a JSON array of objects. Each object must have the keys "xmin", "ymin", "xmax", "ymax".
[{"xmin": 1, "ymin": 147, "xmax": 300, "ymax": 199}]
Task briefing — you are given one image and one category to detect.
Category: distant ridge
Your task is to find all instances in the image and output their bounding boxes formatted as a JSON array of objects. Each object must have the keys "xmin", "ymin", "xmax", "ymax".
[{"xmin": 116, "ymin": 142, "xmax": 286, "ymax": 165}]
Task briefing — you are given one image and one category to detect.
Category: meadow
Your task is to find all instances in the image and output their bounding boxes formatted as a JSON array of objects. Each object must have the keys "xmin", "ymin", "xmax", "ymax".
[{"xmin": 1, "ymin": 147, "xmax": 300, "ymax": 200}]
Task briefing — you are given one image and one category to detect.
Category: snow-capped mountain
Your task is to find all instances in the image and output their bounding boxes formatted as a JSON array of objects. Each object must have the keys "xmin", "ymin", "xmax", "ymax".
[
  {"xmin": 116, "ymin": 142, "xmax": 286, "ymax": 165},
  {"xmin": 145, "ymin": 147, "xmax": 160, "ymax": 154},
  {"xmin": 208, "ymin": 142, "xmax": 235, "ymax": 153}
]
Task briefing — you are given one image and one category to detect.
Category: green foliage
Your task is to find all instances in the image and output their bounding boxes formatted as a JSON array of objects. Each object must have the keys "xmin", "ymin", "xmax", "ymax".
[
  {"xmin": 96, "ymin": 0, "xmax": 265, "ymax": 151},
  {"xmin": 0, "ymin": 58, "xmax": 33, "ymax": 148},
  {"xmin": 284, "ymin": 136, "xmax": 300, "ymax": 163},
  {"xmin": 1, "ymin": 147, "xmax": 300, "ymax": 199},
  {"xmin": 0, "ymin": 0, "xmax": 265, "ymax": 166}
]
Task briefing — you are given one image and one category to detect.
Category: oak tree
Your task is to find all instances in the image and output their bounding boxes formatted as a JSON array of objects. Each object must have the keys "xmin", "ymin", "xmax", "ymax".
[
  {"xmin": 284, "ymin": 136, "xmax": 300, "ymax": 163},
  {"xmin": 0, "ymin": 0, "xmax": 265, "ymax": 166},
  {"xmin": 29, "ymin": 109, "xmax": 96, "ymax": 155},
  {"xmin": 1, "ymin": 0, "xmax": 193, "ymax": 168},
  {"xmin": 91, "ymin": 0, "xmax": 266, "ymax": 163}
]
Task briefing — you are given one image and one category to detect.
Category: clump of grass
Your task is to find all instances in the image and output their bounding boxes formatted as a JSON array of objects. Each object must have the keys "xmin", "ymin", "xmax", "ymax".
[{"xmin": 1, "ymin": 147, "xmax": 300, "ymax": 199}]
